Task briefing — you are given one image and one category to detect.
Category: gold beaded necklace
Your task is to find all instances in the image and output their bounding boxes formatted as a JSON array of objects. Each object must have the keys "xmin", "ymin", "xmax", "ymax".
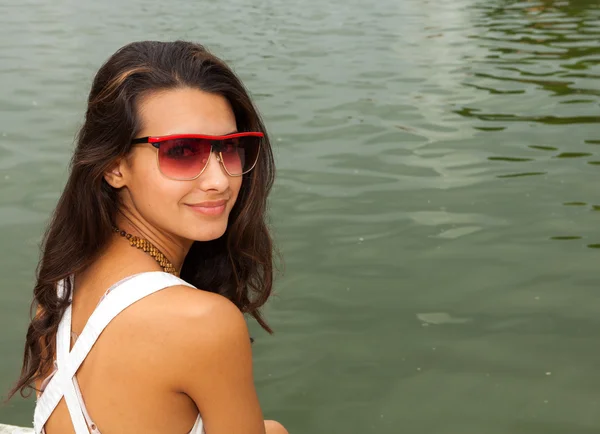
[{"xmin": 113, "ymin": 226, "xmax": 179, "ymax": 276}]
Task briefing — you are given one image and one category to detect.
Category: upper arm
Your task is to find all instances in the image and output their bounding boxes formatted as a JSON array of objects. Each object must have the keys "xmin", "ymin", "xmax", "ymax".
[{"xmin": 171, "ymin": 293, "xmax": 266, "ymax": 434}]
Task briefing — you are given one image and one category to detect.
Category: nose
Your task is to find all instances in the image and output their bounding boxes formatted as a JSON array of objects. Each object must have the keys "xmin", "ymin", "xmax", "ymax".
[{"xmin": 196, "ymin": 151, "xmax": 230, "ymax": 192}]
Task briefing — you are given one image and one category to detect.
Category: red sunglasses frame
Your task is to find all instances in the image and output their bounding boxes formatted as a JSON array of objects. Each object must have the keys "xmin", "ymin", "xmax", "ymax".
[{"xmin": 130, "ymin": 132, "xmax": 264, "ymax": 179}]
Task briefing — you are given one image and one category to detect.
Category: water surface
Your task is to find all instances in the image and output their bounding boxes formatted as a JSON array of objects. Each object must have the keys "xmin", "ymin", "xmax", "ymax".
[{"xmin": 1, "ymin": 0, "xmax": 600, "ymax": 432}]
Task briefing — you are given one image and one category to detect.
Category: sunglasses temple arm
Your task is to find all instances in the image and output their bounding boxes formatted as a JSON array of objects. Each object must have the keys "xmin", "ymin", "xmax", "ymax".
[{"xmin": 131, "ymin": 137, "xmax": 151, "ymax": 144}]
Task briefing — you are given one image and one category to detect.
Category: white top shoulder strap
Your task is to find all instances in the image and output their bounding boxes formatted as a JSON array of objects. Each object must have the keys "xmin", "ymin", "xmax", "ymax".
[{"xmin": 33, "ymin": 272, "xmax": 194, "ymax": 434}]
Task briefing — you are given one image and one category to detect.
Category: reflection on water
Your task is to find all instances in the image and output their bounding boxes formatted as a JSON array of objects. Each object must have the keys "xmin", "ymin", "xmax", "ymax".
[
  {"xmin": 454, "ymin": 0, "xmax": 600, "ymax": 248},
  {"xmin": 1, "ymin": 0, "xmax": 600, "ymax": 432}
]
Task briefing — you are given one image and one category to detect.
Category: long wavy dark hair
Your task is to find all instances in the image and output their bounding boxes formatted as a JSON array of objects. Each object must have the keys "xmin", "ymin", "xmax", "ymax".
[{"xmin": 7, "ymin": 40, "xmax": 276, "ymax": 400}]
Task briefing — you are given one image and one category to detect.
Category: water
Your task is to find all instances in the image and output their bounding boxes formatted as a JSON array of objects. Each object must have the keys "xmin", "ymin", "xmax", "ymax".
[{"xmin": 1, "ymin": 0, "xmax": 599, "ymax": 432}]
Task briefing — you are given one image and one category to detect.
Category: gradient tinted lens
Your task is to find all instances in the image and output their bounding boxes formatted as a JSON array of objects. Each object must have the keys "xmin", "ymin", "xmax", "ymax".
[
  {"xmin": 157, "ymin": 138, "xmax": 211, "ymax": 180},
  {"xmin": 216, "ymin": 136, "xmax": 261, "ymax": 175},
  {"xmin": 157, "ymin": 135, "xmax": 260, "ymax": 179}
]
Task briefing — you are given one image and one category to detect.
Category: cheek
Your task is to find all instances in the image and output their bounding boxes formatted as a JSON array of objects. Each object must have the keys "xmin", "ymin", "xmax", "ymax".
[
  {"xmin": 229, "ymin": 176, "xmax": 243, "ymax": 204},
  {"xmin": 128, "ymin": 153, "xmax": 189, "ymax": 213}
]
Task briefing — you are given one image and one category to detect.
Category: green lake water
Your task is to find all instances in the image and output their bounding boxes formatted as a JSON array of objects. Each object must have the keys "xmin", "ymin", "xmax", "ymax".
[{"xmin": 1, "ymin": 0, "xmax": 600, "ymax": 432}]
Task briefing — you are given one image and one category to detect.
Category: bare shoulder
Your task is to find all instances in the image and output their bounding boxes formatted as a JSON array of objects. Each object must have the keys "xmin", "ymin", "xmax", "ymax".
[
  {"xmin": 133, "ymin": 284, "xmax": 250, "ymax": 359},
  {"xmin": 154, "ymin": 285, "xmax": 253, "ymax": 390},
  {"xmin": 165, "ymin": 284, "xmax": 244, "ymax": 324},
  {"xmin": 118, "ymin": 285, "xmax": 266, "ymax": 432},
  {"xmin": 138, "ymin": 284, "xmax": 248, "ymax": 340},
  {"xmin": 101, "ymin": 283, "xmax": 251, "ymax": 393}
]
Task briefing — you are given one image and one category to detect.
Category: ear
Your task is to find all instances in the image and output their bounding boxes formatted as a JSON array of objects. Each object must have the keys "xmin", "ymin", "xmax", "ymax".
[{"xmin": 103, "ymin": 159, "xmax": 127, "ymax": 189}]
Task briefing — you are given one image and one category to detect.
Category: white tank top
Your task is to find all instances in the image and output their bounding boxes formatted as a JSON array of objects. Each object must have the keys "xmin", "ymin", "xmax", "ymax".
[{"xmin": 33, "ymin": 272, "xmax": 205, "ymax": 434}]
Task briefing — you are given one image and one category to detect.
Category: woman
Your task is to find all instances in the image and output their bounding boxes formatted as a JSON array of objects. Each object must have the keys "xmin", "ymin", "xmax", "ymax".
[{"xmin": 7, "ymin": 40, "xmax": 288, "ymax": 434}]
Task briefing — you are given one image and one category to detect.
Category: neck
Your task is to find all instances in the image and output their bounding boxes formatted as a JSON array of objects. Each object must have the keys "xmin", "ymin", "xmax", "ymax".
[{"xmin": 113, "ymin": 211, "xmax": 192, "ymax": 274}]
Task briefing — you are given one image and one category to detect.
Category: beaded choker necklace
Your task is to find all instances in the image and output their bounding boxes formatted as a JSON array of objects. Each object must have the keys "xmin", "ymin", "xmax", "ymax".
[{"xmin": 113, "ymin": 226, "xmax": 179, "ymax": 276}]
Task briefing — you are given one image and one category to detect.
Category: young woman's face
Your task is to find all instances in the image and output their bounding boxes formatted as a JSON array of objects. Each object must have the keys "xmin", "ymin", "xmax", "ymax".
[{"xmin": 121, "ymin": 87, "xmax": 242, "ymax": 242}]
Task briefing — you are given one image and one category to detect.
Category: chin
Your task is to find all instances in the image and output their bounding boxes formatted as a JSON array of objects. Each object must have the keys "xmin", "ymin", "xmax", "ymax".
[{"xmin": 190, "ymin": 222, "xmax": 229, "ymax": 242}]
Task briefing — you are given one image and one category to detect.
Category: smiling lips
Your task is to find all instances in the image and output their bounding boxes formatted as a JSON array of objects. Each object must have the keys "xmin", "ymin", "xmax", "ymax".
[{"xmin": 185, "ymin": 200, "xmax": 227, "ymax": 216}]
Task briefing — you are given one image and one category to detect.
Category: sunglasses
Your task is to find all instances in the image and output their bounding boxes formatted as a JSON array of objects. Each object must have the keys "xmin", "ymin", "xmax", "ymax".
[{"xmin": 131, "ymin": 132, "xmax": 263, "ymax": 180}]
